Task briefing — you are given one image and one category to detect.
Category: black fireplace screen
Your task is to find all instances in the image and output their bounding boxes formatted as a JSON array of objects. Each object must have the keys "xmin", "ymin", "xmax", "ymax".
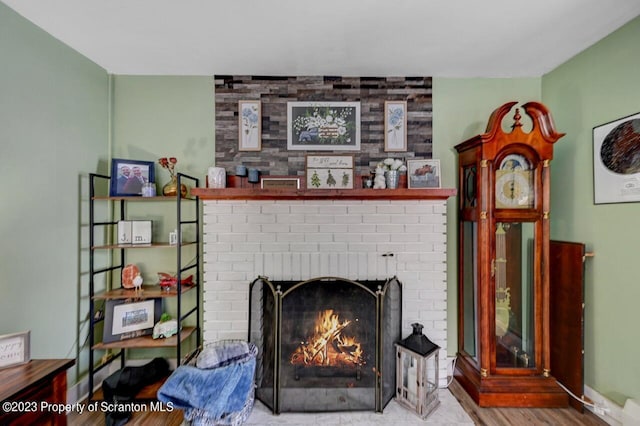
[{"xmin": 248, "ymin": 276, "xmax": 402, "ymax": 413}]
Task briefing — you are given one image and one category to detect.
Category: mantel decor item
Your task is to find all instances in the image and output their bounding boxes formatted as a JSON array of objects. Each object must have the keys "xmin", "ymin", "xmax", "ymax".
[
  {"xmin": 239, "ymin": 100, "xmax": 262, "ymax": 151},
  {"xmin": 384, "ymin": 101, "xmax": 408, "ymax": 152},
  {"xmin": 0, "ymin": 331, "xmax": 30, "ymax": 369},
  {"xmin": 288, "ymin": 102, "xmax": 361, "ymax": 151},
  {"xmin": 306, "ymin": 154, "xmax": 354, "ymax": 189},
  {"xmin": 159, "ymin": 157, "xmax": 188, "ymax": 197},
  {"xmin": 593, "ymin": 111, "xmax": 640, "ymax": 204},
  {"xmin": 407, "ymin": 159, "xmax": 441, "ymax": 189},
  {"xmin": 375, "ymin": 158, "xmax": 406, "ymax": 189},
  {"xmin": 103, "ymin": 299, "xmax": 162, "ymax": 343},
  {"xmin": 110, "ymin": 159, "xmax": 156, "ymax": 197}
]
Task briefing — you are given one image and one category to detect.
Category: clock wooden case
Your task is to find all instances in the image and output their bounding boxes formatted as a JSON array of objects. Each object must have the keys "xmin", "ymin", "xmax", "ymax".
[{"xmin": 454, "ymin": 102, "xmax": 568, "ymax": 407}]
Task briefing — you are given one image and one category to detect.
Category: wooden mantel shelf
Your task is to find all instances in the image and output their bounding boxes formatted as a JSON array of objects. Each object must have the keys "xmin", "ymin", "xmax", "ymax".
[{"xmin": 192, "ymin": 187, "xmax": 456, "ymax": 201}]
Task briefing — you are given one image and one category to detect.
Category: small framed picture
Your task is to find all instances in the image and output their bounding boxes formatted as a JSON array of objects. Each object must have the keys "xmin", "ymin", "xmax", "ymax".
[
  {"xmin": 407, "ymin": 159, "xmax": 441, "ymax": 189},
  {"xmin": 110, "ymin": 158, "xmax": 156, "ymax": 197},
  {"xmin": 306, "ymin": 154, "xmax": 354, "ymax": 189},
  {"xmin": 103, "ymin": 299, "xmax": 162, "ymax": 343},
  {"xmin": 593, "ymin": 111, "xmax": 640, "ymax": 204},
  {"xmin": 384, "ymin": 101, "xmax": 407, "ymax": 152},
  {"xmin": 261, "ymin": 177, "xmax": 301, "ymax": 189},
  {"xmin": 0, "ymin": 331, "xmax": 30, "ymax": 369},
  {"xmin": 239, "ymin": 100, "xmax": 262, "ymax": 151}
]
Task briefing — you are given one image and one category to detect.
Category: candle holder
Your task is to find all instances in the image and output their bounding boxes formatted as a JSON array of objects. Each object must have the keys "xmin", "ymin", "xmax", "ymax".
[
  {"xmin": 236, "ymin": 165, "xmax": 248, "ymax": 188},
  {"xmin": 248, "ymin": 168, "xmax": 260, "ymax": 186}
]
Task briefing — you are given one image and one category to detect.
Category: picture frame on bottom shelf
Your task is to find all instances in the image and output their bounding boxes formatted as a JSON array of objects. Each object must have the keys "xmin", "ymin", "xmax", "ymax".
[
  {"xmin": 407, "ymin": 159, "xmax": 441, "ymax": 188},
  {"xmin": 103, "ymin": 299, "xmax": 162, "ymax": 343}
]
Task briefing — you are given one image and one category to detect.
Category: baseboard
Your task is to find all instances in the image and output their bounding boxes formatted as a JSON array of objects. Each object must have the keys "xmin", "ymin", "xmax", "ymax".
[{"xmin": 584, "ymin": 385, "xmax": 624, "ymax": 426}]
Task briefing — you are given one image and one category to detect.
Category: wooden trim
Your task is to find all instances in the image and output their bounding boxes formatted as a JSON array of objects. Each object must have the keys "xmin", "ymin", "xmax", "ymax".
[{"xmin": 192, "ymin": 187, "xmax": 456, "ymax": 201}]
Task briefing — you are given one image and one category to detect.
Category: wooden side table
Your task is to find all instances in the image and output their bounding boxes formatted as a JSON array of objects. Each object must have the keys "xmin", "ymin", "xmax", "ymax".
[{"xmin": 0, "ymin": 359, "xmax": 75, "ymax": 426}]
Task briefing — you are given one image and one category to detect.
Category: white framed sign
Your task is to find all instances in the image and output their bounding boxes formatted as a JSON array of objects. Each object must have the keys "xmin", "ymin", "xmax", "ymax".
[
  {"xmin": 305, "ymin": 155, "xmax": 354, "ymax": 189},
  {"xmin": 0, "ymin": 331, "xmax": 30, "ymax": 369},
  {"xmin": 593, "ymin": 112, "xmax": 640, "ymax": 204}
]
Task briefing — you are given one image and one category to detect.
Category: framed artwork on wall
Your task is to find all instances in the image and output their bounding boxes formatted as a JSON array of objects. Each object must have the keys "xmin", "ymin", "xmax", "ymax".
[
  {"xmin": 384, "ymin": 100, "xmax": 407, "ymax": 152},
  {"xmin": 593, "ymin": 111, "xmax": 640, "ymax": 204},
  {"xmin": 288, "ymin": 102, "xmax": 361, "ymax": 151},
  {"xmin": 110, "ymin": 159, "xmax": 155, "ymax": 197},
  {"xmin": 305, "ymin": 154, "xmax": 354, "ymax": 189},
  {"xmin": 407, "ymin": 159, "xmax": 441, "ymax": 189},
  {"xmin": 239, "ymin": 100, "xmax": 262, "ymax": 151}
]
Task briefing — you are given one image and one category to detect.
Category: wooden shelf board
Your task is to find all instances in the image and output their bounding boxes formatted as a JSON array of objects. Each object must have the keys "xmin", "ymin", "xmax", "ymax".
[
  {"xmin": 93, "ymin": 284, "xmax": 197, "ymax": 300},
  {"xmin": 91, "ymin": 241, "xmax": 197, "ymax": 250},
  {"xmin": 92, "ymin": 327, "xmax": 196, "ymax": 350}
]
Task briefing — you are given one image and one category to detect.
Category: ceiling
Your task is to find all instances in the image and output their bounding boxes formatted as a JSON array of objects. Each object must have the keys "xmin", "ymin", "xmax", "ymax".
[{"xmin": 4, "ymin": 0, "xmax": 640, "ymax": 77}]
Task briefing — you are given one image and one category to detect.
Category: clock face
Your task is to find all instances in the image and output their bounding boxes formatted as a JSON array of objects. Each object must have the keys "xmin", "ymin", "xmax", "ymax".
[{"xmin": 496, "ymin": 154, "xmax": 534, "ymax": 209}]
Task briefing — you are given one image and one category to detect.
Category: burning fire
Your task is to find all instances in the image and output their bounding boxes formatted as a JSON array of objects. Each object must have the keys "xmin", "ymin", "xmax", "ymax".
[{"xmin": 290, "ymin": 310, "xmax": 364, "ymax": 367}]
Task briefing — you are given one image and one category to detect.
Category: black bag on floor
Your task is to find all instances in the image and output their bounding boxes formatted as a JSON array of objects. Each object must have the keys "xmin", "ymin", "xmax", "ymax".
[{"xmin": 102, "ymin": 357, "xmax": 170, "ymax": 425}]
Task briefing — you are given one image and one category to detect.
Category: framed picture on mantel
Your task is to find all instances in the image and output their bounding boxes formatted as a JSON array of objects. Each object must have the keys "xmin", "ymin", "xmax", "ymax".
[
  {"xmin": 384, "ymin": 100, "xmax": 407, "ymax": 152},
  {"xmin": 239, "ymin": 100, "xmax": 262, "ymax": 152}
]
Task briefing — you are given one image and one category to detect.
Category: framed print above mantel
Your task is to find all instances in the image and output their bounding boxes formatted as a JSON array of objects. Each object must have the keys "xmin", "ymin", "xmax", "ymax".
[
  {"xmin": 287, "ymin": 102, "xmax": 361, "ymax": 151},
  {"xmin": 239, "ymin": 100, "xmax": 262, "ymax": 151},
  {"xmin": 593, "ymin": 112, "xmax": 640, "ymax": 204},
  {"xmin": 384, "ymin": 100, "xmax": 407, "ymax": 152}
]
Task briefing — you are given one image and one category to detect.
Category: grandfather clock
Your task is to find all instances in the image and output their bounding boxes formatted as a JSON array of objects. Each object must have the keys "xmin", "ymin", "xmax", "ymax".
[{"xmin": 454, "ymin": 102, "xmax": 569, "ymax": 407}]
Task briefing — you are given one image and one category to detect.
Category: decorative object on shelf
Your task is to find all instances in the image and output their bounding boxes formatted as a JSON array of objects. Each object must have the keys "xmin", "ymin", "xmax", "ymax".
[
  {"xmin": 207, "ymin": 167, "xmax": 226, "ymax": 188},
  {"xmin": 153, "ymin": 313, "xmax": 179, "ymax": 339},
  {"xmin": 261, "ymin": 178, "xmax": 300, "ymax": 189},
  {"xmin": 239, "ymin": 100, "xmax": 262, "ymax": 151},
  {"xmin": 376, "ymin": 158, "xmax": 407, "ymax": 189},
  {"xmin": 288, "ymin": 102, "xmax": 361, "ymax": 151},
  {"xmin": 395, "ymin": 323, "xmax": 440, "ymax": 419},
  {"xmin": 0, "ymin": 331, "xmax": 30, "ymax": 369},
  {"xmin": 158, "ymin": 272, "xmax": 194, "ymax": 291},
  {"xmin": 593, "ymin": 111, "xmax": 640, "ymax": 204},
  {"xmin": 122, "ymin": 264, "xmax": 141, "ymax": 289},
  {"xmin": 384, "ymin": 101, "xmax": 408, "ymax": 152},
  {"xmin": 306, "ymin": 154, "xmax": 354, "ymax": 189},
  {"xmin": 248, "ymin": 168, "xmax": 260, "ymax": 184},
  {"xmin": 118, "ymin": 221, "xmax": 152, "ymax": 245},
  {"xmin": 103, "ymin": 298, "xmax": 162, "ymax": 343},
  {"xmin": 110, "ymin": 158, "xmax": 156, "ymax": 197},
  {"xmin": 235, "ymin": 164, "xmax": 248, "ymax": 177},
  {"xmin": 141, "ymin": 182, "xmax": 156, "ymax": 197},
  {"xmin": 159, "ymin": 157, "xmax": 188, "ymax": 197},
  {"xmin": 407, "ymin": 159, "xmax": 441, "ymax": 189}
]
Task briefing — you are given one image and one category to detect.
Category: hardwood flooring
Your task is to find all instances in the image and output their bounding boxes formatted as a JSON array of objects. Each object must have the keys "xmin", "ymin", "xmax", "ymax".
[{"xmin": 68, "ymin": 380, "xmax": 608, "ymax": 425}]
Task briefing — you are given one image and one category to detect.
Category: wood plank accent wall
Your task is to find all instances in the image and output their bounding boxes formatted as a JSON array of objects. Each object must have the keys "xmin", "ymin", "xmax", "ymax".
[{"xmin": 214, "ymin": 75, "xmax": 432, "ymax": 176}]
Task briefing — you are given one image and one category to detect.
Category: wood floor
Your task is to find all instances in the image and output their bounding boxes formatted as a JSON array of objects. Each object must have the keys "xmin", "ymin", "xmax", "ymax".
[{"xmin": 68, "ymin": 380, "xmax": 608, "ymax": 425}]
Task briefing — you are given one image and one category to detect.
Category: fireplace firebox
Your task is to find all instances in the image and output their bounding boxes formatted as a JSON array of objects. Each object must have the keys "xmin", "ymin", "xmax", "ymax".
[{"xmin": 249, "ymin": 276, "xmax": 402, "ymax": 413}]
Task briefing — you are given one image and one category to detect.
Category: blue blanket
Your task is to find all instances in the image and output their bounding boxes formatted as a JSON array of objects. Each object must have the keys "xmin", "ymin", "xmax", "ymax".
[{"xmin": 157, "ymin": 357, "xmax": 256, "ymax": 424}]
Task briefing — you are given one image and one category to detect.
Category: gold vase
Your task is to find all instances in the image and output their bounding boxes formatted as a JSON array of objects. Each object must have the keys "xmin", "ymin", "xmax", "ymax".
[{"xmin": 162, "ymin": 176, "xmax": 188, "ymax": 197}]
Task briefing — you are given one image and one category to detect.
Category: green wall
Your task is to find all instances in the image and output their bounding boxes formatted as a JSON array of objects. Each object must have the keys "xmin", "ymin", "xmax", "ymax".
[
  {"xmin": 543, "ymin": 16, "xmax": 640, "ymax": 403},
  {"xmin": 0, "ymin": 2, "xmax": 109, "ymax": 382}
]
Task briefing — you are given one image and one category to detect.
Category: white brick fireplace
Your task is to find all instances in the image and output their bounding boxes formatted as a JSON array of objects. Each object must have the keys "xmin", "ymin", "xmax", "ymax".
[{"xmin": 201, "ymin": 198, "xmax": 450, "ymax": 386}]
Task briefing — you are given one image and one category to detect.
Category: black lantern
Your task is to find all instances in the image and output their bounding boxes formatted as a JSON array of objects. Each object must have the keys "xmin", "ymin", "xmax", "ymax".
[{"xmin": 395, "ymin": 323, "xmax": 440, "ymax": 419}]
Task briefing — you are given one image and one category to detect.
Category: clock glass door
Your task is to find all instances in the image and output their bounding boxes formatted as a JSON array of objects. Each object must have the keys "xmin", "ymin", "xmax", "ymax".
[{"xmin": 494, "ymin": 221, "xmax": 536, "ymax": 369}]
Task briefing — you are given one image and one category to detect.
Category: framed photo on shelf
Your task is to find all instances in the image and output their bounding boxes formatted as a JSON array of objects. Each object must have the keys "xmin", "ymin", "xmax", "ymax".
[
  {"xmin": 287, "ymin": 102, "xmax": 361, "ymax": 151},
  {"xmin": 384, "ymin": 101, "xmax": 407, "ymax": 152},
  {"xmin": 103, "ymin": 298, "xmax": 162, "ymax": 343},
  {"xmin": 0, "ymin": 331, "xmax": 30, "ymax": 369},
  {"xmin": 238, "ymin": 100, "xmax": 262, "ymax": 151},
  {"xmin": 407, "ymin": 159, "xmax": 441, "ymax": 189},
  {"xmin": 593, "ymin": 111, "xmax": 640, "ymax": 204},
  {"xmin": 110, "ymin": 158, "xmax": 155, "ymax": 197},
  {"xmin": 261, "ymin": 177, "xmax": 301, "ymax": 189},
  {"xmin": 306, "ymin": 154, "xmax": 354, "ymax": 189}
]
